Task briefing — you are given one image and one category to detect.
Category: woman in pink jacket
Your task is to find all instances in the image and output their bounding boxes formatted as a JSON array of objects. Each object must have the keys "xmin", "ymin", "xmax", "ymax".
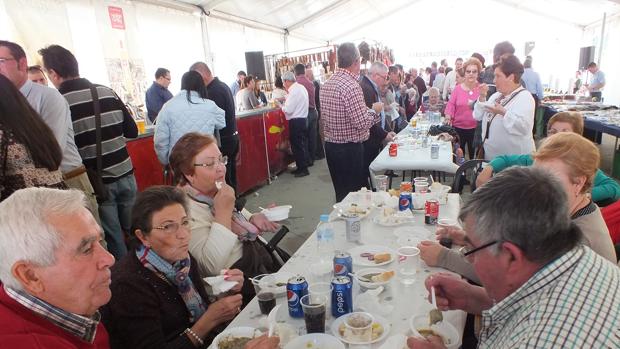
[{"xmin": 445, "ymin": 58, "xmax": 482, "ymax": 159}]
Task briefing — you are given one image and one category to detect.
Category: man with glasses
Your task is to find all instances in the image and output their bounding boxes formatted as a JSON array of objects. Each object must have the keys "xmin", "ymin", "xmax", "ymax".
[
  {"xmin": 145, "ymin": 67, "xmax": 173, "ymax": 122},
  {"xmin": 360, "ymin": 62, "xmax": 395, "ymax": 186},
  {"xmin": 408, "ymin": 167, "xmax": 620, "ymax": 349}
]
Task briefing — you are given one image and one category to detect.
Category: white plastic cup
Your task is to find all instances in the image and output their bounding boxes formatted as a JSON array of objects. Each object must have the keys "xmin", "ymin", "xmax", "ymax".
[
  {"xmin": 374, "ymin": 175, "xmax": 388, "ymax": 192},
  {"xmin": 397, "ymin": 246, "xmax": 420, "ymax": 286}
]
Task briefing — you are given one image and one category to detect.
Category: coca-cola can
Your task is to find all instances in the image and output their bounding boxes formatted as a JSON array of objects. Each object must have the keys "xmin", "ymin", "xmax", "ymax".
[
  {"xmin": 424, "ymin": 199, "xmax": 439, "ymax": 225},
  {"xmin": 389, "ymin": 143, "xmax": 398, "ymax": 157}
]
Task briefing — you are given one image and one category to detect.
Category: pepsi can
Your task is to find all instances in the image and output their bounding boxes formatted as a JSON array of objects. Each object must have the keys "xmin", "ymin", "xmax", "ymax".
[
  {"xmin": 399, "ymin": 192, "xmax": 412, "ymax": 211},
  {"xmin": 286, "ymin": 275, "xmax": 308, "ymax": 318},
  {"xmin": 333, "ymin": 251, "xmax": 353, "ymax": 276},
  {"xmin": 331, "ymin": 276, "xmax": 353, "ymax": 318}
]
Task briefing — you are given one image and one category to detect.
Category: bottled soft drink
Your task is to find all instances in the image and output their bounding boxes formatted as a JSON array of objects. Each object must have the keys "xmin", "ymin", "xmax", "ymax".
[{"xmin": 316, "ymin": 214, "xmax": 334, "ymax": 257}]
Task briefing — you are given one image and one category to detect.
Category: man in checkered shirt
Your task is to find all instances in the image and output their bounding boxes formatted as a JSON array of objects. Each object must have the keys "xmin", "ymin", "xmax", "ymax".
[
  {"xmin": 319, "ymin": 42, "xmax": 383, "ymax": 202},
  {"xmin": 408, "ymin": 166, "xmax": 620, "ymax": 349}
]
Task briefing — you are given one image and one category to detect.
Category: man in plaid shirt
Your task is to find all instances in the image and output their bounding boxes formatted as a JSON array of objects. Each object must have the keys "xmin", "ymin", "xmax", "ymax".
[
  {"xmin": 319, "ymin": 42, "xmax": 383, "ymax": 202},
  {"xmin": 408, "ymin": 167, "xmax": 620, "ymax": 349}
]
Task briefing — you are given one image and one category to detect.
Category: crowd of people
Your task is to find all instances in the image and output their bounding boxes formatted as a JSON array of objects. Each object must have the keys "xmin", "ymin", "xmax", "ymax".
[{"xmin": 0, "ymin": 34, "xmax": 619, "ymax": 349}]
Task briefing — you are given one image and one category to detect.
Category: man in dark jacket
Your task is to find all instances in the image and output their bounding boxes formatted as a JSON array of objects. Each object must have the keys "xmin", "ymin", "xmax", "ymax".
[
  {"xmin": 359, "ymin": 62, "xmax": 395, "ymax": 186},
  {"xmin": 190, "ymin": 62, "xmax": 240, "ymax": 192}
]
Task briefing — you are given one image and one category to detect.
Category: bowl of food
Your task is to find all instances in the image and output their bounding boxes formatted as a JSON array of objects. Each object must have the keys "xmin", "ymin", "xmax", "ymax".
[
  {"xmin": 409, "ymin": 315, "xmax": 460, "ymax": 349},
  {"xmin": 354, "ymin": 268, "xmax": 395, "ymax": 289},
  {"xmin": 214, "ymin": 327, "xmax": 262, "ymax": 349},
  {"xmin": 284, "ymin": 333, "xmax": 344, "ymax": 349},
  {"xmin": 333, "ymin": 202, "xmax": 371, "ymax": 219},
  {"xmin": 333, "ymin": 312, "xmax": 388, "ymax": 344},
  {"xmin": 261, "ymin": 205, "xmax": 292, "ymax": 222}
]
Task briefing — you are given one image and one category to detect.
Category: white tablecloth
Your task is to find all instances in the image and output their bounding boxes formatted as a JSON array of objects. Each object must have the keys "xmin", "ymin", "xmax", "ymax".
[
  {"xmin": 369, "ymin": 125, "xmax": 459, "ymax": 187},
  {"xmin": 215, "ymin": 193, "xmax": 466, "ymax": 348}
]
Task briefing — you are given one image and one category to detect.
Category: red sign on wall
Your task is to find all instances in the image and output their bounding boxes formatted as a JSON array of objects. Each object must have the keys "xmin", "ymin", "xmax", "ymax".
[{"xmin": 108, "ymin": 6, "xmax": 125, "ymax": 30}]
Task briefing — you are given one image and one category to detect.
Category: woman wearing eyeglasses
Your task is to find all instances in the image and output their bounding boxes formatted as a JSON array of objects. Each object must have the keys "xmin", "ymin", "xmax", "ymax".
[
  {"xmin": 476, "ymin": 112, "xmax": 620, "ymax": 205},
  {"xmin": 103, "ymin": 185, "xmax": 247, "ymax": 349},
  {"xmin": 154, "ymin": 71, "xmax": 226, "ymax": 166},
  {"xmin": 419, "ymin": 132, "xmax": 617, "ymax": 283},
  {"xmin": 169, "ymin": 132, "xmax": 281, "ymax": 304},
  {"xmin": 445, "ymin": 57, "xmax": 482, "ymax": 159}
]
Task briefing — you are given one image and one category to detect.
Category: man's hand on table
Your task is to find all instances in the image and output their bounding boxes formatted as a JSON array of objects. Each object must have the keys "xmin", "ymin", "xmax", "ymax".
[
  {"xmin": 435, "ymin": 226, "xmax": 467, "ymax": 246},
  {"xmin": 418, "ymin": 241, "xmax": 445, "ymax": 267},
  {"xmin": 385, "ymin": 131, "xmax": 397, "ymax": 143},
  {"xmin": 407, "ymin": 335, "xmax": 446, "ymax": 349}
]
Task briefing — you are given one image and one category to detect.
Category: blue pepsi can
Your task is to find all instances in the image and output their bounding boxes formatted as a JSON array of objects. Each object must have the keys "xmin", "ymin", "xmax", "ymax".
[
  {"xmin": 399, "ymin": 192, "xmax": 412, "ymax": 211},
  {"xmin": 331, "ymin": 276, "xmax": 353, "ymax": 318},
  {"xmin": 286, "ymin": 275, "xmax": 308, "ymax": 318},
  {"xmin": 333, "ymin": 251, "xmax": 353, "ymax": 276}
]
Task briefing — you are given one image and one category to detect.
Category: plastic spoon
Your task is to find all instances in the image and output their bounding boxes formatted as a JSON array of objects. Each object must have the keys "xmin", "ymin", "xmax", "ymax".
[
  {"xmin": 429, "ymin": 286, "xmax": 443, "ymax": 325},
  {"xmin": 267, "ymin": 304, "xmax": 281, "ymax": 337}
]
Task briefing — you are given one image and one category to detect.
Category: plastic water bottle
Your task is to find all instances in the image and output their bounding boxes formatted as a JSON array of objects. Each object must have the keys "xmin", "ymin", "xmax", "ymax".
[{"xmin": 316, "ymin": 214, "xmax": 335, "ymax": 258}]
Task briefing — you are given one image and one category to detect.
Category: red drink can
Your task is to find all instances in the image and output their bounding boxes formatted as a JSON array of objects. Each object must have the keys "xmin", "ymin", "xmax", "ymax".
[
  {"xmin": 424, "ymin": 199, "xmax": 439, "ymax": 225},
  {"xmin": 389, "ymin": 143, "xmax": 397, "ymax": 157}
]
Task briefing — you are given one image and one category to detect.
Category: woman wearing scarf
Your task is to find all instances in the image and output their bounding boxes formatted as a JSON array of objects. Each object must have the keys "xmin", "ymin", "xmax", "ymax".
[
  {"xmin": 168, "ymin": 132, "xmax": 281, "ymax": 304},
  {"xmin": 103, "ymin": 186, "xmax": 245, "ymax": 349}
]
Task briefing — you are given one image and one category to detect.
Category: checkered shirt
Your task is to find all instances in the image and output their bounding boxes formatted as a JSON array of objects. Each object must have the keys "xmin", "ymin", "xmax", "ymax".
[
  {"xmin": 4, "ymin": 285, "xmax": 101, "ymax": 343},
  {"xmin": 478, "ymin": 246, "xmax": 620, "ymax": 348},
  {"xmin": 319, "ymin": 69, "xmax": 379, "ymax": 143}
]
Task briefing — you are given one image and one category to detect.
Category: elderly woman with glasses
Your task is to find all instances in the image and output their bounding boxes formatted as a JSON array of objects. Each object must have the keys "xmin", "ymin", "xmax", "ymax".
[
  {"xmin": 169, "ymin": 132, "xmax": 280, "ymax": 304},
  {"xmin": 419, "ymin": 132, "xmax": 617, "ymax": 283},
  {"xmin": 445, "ymin": 57, "xmax": 482, "ymax": 159},
  {"xmin": 103, "ymin": 186, "xmax": 247, "ymax": 349},
  {"xmin": 475, "ymin": 111, "xmax": 620, "ymax": 205}
]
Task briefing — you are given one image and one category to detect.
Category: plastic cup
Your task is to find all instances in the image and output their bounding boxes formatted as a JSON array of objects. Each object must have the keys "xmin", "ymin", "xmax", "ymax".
[
  {"xmin": 397, "ymin": 246, "xmax": 420, "ymax": 286},
  {"xmin": 301, "ymin": 294, "xmax": 327, "ymax": 333},
  {"xmin": 414, "ymin": 182, "xmax": 429, "ymax": 194},
  {"xmin": 308, "ymin": 282, "xmax": 333, "ymax": 317},
  {"xmin": 438, "ymin": 218, "xmax": 457, "ymax": 230},
  {"xmin": 252, "ymin": 274, "xmax": 277, "ymax": 315},
  {"xmin": 343, "ymin": 312, "xmax": 374, "ymax": 342},
  {"xmin": 374, "ymin": 175, "xmax": 388, "ymax": 192},
  {"xmin": 310, "ymin": 261, "xmax": 333, "ymax": 283}
]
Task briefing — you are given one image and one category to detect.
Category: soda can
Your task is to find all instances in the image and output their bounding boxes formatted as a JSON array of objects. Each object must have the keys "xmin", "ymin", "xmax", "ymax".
[
  {"xmin": 424, "ymin": 199, "xmax": 439, "ymax": 225},
  {"xmin": 287, "ymin": 275, "xmax": 308, "ymax": 318},
  {"xmin": 342, "ymin": 215, "xmax": 361, "ymax": 243},
  {"xmin": 333, "ymin": 251, "xmax": 353, "ymax": 276},
  {"xmin": 399, "ymin": 192, "xmax": 412, "ymax": 211},
  {"xmin": 430, "ymin": 143, "xmax": 439, "ymax": 159},
  {"xmin": 331, "ymin": 276, "xmax": 353, "ymax": 318},
  {"xmin": 389, "ymin": 143, "xmax": 397, "ymax": 157}
]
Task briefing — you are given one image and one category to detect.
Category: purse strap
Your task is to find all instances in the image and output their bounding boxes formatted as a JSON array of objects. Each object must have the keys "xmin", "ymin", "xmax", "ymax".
[
  {"xmin": 482, "ymin": 88, "xmax": 528, "ymax": 141},
  {"xmin": 89, "ymin": 85, "xmax": 104, "ymax": 180},
  {"xmin": 1, "ymin": 131, "xmax": 8, "ymax": 179}
]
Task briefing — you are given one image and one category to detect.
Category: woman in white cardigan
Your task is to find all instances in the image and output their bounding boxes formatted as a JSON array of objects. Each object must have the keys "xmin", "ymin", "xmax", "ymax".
[
  {"xmin": 169, "ymin": 132, "xmax": 280, "ymax": 303},
  {"xmin": 473, "ymin": 55, "xmax": 535, "ymax": 160}
]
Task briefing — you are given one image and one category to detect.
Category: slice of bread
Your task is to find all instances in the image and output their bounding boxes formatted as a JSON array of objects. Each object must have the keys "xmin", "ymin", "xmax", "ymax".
[
  {"xmin": 370, "ymin": 270, "xmax": 395, "ymax": 282},
  {"xmin": 373, "ymin": 253, "xmax": 392, "ymax": 264}
]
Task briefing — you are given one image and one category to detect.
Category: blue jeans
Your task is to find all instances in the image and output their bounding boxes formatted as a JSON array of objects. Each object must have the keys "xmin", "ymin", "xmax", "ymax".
[{"xmin": 99, "ymin": 174, "xmax": 137, "ymax": 260}]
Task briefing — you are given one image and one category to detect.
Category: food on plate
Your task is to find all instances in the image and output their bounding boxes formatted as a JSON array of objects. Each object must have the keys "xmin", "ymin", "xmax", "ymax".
[
  {"xmin": 388, "ymin": 189, "xmax": 400, "ymax": 197},
  {"xmin": 373, "ymin": 253, "xmax": 392, "ymax": 264},
  {"xmin": 382, "ymin": 207, "xmax": 395, "ymax": 216},
  {"xmin": 337, "ymin": 320, "xmax": 384, "ymax": 342},
  {"xmin": 376, "ymin": 209, "xmax": 413, "ymax": 225},
  {"xmin": 218, "ymin": 335, "xmax": 255, "ymax": 349},
  {"xmin": 417, "ymin": 329, "xmax": 450, "ymax": 345},
  {"xmin": 369, "ymin": 270, "xmax": 394, "ymax": 283}
]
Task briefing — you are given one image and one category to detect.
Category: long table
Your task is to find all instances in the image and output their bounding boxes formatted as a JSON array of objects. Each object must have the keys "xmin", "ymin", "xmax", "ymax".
[
  {"xmin": 369, "ymin": 125, "xmax": 459, "ymax": 188},
  {"xmin": 216, "ymin": 193, "xmax": 466, "ymax": 348}
]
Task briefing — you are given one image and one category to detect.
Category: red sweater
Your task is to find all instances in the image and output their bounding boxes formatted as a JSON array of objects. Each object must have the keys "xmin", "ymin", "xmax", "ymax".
[{"xmin": 0, "ymin": 287, "xmax": 110, "ymax": 349}]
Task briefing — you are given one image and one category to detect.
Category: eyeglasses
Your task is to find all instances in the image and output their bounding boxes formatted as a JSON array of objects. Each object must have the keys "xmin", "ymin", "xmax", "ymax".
[
  {"xmin": 459, "ymin": 240, "xmax": 498, "ymax": 257},
  {"xmin": 163, "ymin": 76, "xmax": 171, "ymax": 81},
  {"xmin": 194, "ymin": 155, "xmax": 228, "ymax": 168},
  {"xmin": 152, "ymin": 219, "xmax": 191, "ymax": 234},
  {"xmin": 0, "ymin": 57, "xmax": 16, "ymax": 65},
  {"xmin": 465, "ymin": 70, "xmax": 478, "ymax": 74}
]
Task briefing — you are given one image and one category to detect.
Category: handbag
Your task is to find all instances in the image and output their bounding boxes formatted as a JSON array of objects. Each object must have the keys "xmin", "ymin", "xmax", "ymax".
[
  {"xmin": 87, "ymin": 84, "xmax": 110, "ymax": 204},
  {"xmin": 475, "ymin": 88, "xmax": 527, "ymax": 159}
]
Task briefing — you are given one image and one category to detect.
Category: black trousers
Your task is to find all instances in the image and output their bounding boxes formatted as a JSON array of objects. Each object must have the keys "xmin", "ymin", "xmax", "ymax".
[
  {"xmin": 220, "ymin": 134, "xmax": 239, "ymax": 192},
  {"xmin": 455, "ymin": 127, "xmax": 476, "ymax": 160},
  {"xmin": 289, "ymin": 118, "xmax": 308, "ymax": 172},
  {"xmin": 325, "ymin": 142, "xmax": 365, "ymax": 202},
  {"xmin": 306, "ymin": 109, "xmax": 318, "ymax": 165},
  {"xmin": 532, "ymin": 93, "xmax": 539, "ymax": 138}
]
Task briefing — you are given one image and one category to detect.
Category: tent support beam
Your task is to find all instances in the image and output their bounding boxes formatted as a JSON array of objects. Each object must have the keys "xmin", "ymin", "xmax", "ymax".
[
  {"xmin": 287, "ymin": 0, "xmax": 351, "ymax": 32},
  {"xmin": 598, "ymin": 12, "xmax": 606, "ymax": 66}
]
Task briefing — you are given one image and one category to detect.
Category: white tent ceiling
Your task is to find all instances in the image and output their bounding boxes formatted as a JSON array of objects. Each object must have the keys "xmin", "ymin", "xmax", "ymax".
[{"xmin": 174, "ymin": 0, "xmax": 620, "ymax": 43}]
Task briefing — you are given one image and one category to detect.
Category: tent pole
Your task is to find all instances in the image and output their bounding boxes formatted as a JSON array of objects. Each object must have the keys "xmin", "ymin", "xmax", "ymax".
[{"xmin": 598, "ymin": 12, "xmax": 606, "ymax": 66}]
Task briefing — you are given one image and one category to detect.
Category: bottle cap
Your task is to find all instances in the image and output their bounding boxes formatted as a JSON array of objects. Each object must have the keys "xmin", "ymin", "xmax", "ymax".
[{"xmin": 320, "ymin": 214, "xmax": 330, "ymax": 222}]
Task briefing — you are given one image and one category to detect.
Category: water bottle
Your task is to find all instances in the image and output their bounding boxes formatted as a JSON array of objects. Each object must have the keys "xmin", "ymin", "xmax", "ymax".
[{"xmin": 316, "ymin": 214, "xmax": 335, "ymax": 258}]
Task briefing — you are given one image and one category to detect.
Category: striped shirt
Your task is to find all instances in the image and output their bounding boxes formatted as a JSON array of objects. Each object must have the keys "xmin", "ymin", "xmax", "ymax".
[
  {"xmin": 478, "ymin": 246, "xmax": 620, "ymax": 348},
  {"xmin": 4, "ymin": 286, "xmax": 101, "ymax": 343},
  {"xmin": 319, "ymin": 69, "xmax": 379, "ymax": 143},
  {"xmin": 59, "ymin": 78, "xmax": 137, "ymax": 183}
]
